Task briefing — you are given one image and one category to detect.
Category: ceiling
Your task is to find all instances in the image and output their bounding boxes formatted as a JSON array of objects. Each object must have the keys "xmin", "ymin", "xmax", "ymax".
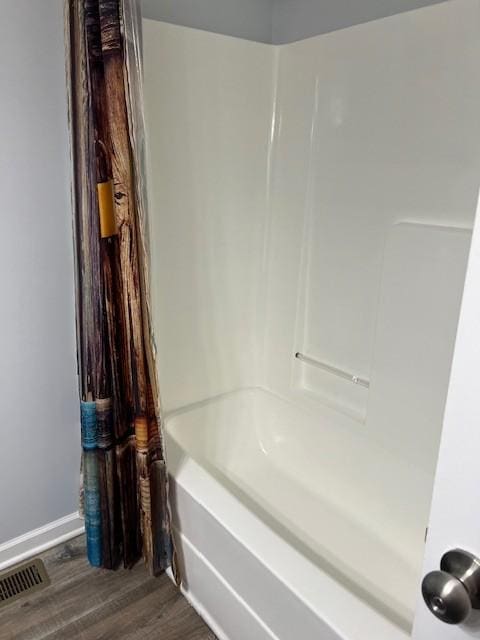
[{"xmin": 142, "ymin": 0, "xmax": 449, "ymax": 44}]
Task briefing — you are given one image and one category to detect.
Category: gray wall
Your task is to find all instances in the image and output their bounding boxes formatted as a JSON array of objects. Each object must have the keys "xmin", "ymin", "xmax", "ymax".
[
  {"xmin": 0, "ymin": 0, "xmax": 80, "ymax": 544},
  {"xmin": 142, "ymin": 0, "xmax": 274, "ymax": 43},
  {"xmin": 143, "ymin": 0, "xmax": 448, "ymax": 43},
  {"xmin": 272, "ymin": 0, "xmax": 449, "ymax": 44}
]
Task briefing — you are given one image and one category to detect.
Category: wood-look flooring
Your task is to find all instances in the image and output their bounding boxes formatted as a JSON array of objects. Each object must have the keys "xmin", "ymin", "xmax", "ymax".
[{"xmin": 0, "ymin": 536, "xmax": 216, "ymax": 640}]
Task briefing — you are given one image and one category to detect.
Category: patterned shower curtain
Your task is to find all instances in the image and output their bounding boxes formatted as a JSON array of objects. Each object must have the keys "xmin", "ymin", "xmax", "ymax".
[{"xmin": 65, "ymin": 0, "xmax": 177, "ymax": 578}]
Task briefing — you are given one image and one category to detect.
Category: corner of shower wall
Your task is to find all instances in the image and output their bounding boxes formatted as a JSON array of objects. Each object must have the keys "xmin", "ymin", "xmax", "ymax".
[
  {"xmin": 261, "ymin": 39, "xmax": 317, "ymax": 404},
  {"xmin": 255, "ymin": 44, "xmax": 281, "ymax": 390}
]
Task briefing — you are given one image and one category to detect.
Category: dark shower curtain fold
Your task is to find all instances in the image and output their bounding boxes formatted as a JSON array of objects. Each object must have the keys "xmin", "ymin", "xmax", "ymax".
[{"xmin": 65, "ymin": 0, "xmax": 176, "ymax": 577}]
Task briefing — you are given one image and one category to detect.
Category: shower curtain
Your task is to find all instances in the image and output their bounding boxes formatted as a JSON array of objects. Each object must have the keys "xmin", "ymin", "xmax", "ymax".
[{"xmin": 65, "ymin": 0, "xmax": 176, "ymax": 578}]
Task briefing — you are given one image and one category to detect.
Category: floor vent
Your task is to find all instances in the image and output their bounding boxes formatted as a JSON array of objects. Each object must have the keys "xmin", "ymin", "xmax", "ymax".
[{"xmin": 0, "ymin": 559, "xmax": 50, "ymax": 609}]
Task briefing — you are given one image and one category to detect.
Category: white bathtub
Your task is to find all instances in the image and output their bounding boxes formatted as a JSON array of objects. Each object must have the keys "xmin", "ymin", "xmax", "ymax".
[{"xmin": 165, "ymin": 387, "xmax": 429, "ymax": 640}]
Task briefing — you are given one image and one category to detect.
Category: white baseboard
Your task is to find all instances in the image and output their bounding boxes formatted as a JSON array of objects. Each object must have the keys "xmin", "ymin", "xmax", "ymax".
[{"xmin": 0, "ymin": 513, "xmax": 85, "ymax": 572}]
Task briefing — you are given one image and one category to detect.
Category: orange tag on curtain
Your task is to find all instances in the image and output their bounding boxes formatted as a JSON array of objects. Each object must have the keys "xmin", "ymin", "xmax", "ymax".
[
  {"xmin": 97, "ymin": 180, "xmax": 117, "ymax": 238},
  {"xmin": 134, "ymin": 416, "xmax": 149, "ymax": 451}
]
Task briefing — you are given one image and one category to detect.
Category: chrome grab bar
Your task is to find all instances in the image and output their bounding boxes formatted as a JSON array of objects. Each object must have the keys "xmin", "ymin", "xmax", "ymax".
[{"xmin": 294, "ymin": 352, "xmax": 370, "ymax": 389}]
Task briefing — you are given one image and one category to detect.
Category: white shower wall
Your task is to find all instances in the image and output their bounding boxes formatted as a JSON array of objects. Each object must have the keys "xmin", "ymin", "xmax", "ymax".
[
  {"xmin": 264, "ymin": 0, "xmax": 480, "ymax": 474},
  {"xmin": 144, "ymin": 0, "xmax": 480, "ymax": 467},
  {"xmin": 144, "ymin": 21, "xmax": 274, "ymax": 412}
]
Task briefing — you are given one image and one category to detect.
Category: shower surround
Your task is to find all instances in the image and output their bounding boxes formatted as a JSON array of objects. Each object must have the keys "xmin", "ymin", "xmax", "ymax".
[{"xmin": 143, "ymin": 1, "xmax": 480, "ymax": 637}]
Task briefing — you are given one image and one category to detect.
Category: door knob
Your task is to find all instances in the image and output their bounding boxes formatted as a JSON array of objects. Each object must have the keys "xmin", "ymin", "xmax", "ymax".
[{"xmin": 422, "ymin": 549, "xmax": 480, "ymax": 624}]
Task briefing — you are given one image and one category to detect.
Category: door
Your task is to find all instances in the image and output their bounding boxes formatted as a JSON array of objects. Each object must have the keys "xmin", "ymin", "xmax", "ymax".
[{"xmin": 413, "ymin": 191, "xmax": 480, "ymax": 638}]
